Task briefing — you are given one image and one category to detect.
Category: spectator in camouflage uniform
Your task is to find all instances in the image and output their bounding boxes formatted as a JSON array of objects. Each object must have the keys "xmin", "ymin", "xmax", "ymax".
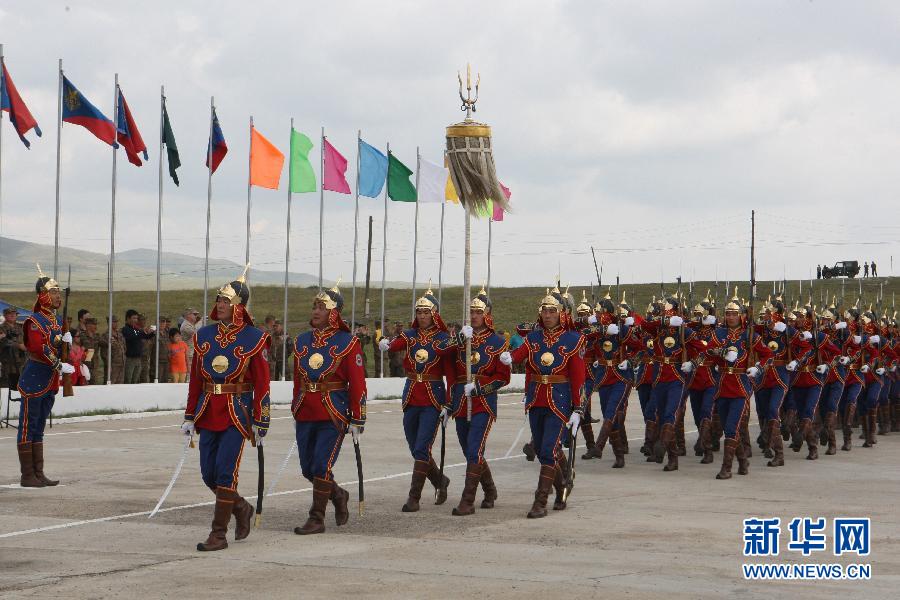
[
  {"xmin": 0, "ymin": 307, "xmax": 27, "ymax": 389},
  {"xmin": 270, "ymin": 319, "xmax": 285, "ymax": 381},
  {"xmin": 80, "ymin": 317, "xmax": 105, "ymax": 385},
  {"xmin": 179, "ymin": 308, "xmax": 201, "ymax": 382},
  {"xmin": 101, "ymin": 316, "xmax": 126, "ymax": 384},
  {"xmin": 155, "ymin": 316, "xmax": 172, "ymax": 383}
]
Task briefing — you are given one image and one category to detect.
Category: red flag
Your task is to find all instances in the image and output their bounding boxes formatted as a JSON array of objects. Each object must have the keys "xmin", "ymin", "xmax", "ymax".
[
  {"xmin": 1, "ymin": 61, "xmax": 42, "ymax": 148},
  {"xmin": 116, "ymin": 89, "xmax": 147, "ymax": 167}
]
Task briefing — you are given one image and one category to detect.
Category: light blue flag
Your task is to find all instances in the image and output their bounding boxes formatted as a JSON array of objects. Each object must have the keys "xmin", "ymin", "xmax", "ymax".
[{"xmin": 358, "ymin": 139, "xmax": 388, "ymax": 197}]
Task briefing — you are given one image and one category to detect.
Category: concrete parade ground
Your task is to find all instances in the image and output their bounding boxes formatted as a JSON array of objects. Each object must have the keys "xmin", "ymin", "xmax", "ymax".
[{"xmin": 0, "ymin": 393, "xmax": 897, "ymax": 599}]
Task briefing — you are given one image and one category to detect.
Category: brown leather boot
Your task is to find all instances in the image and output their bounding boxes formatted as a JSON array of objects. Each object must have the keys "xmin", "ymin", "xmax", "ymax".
[
  {"xmin": 232, "ymin": 494, "xmax": 254, "ymax": 541},
  {"xmin": 740, "ymin": 419, "xmax": 752, "ymax": 458},
  {"xmin": 802, "ymin": 418, "xmax": 818, "ymax": 460},
  {"xmin": 824, "ymin": 412, "xmax": 837, "ymax": 455},
  {"xmin": 580, "ymin": 421, "xmax": 596, "ymax": 460},
  {"xmin": 31, "ymin": 443, "xmax": 59, "ymax": 486},
  {"xmin": 402, "ymin": 460, "xmax": 429, "ymax": 512},
  {"xmin": 675, "ymin": 413, "xmax": 686, "ymax": 457},
  {"xmin": 842, "ymin": 405, "xmax": 855, "ymax": 450},
  {"xmin": 736, "ymin": 436, "xmax": 750, "ymax": 475},
  {"xmin": 17, "ymin": 443, "xmax": 44, "ymax": 488},
  {"xmin": 767, "ymin": 420, "xmax": 785, "ymax": 467},
  {"xmin": 522, "ymin": 440, "xmax": 536, "ymax": 461},
  {"xmin": 294, "ymin": 477, "xmax": 331, "ymax": 535},
  {"xmin": 620, "ymin": 420, "xmax": 629, "ymax": 453},
  {"xmin": 648, "ymin": 421, "xmax": 665, "ymax": 464},
  {"xmin": 783, "ymin": 409, "xmax": 797, "ymax": 442},
  {"xmin": 661, "ymin": 423, "xmax": 678, "ymax": 472},
  {"xmin": 878, "ymin": 405, "xmax": 890, "ymax": 435},
  {"xmin": 526, "ymin": 465, "xmax": 556, "ymax": 519},
  {"xmin": 699, "ymin": 419, "xmax": 714, "ymax": 464},
  {"xmin": 892, "ymin": 403, "xmax": 900, "ymax": 432},
  {"xmin": 640, "ymin": 421, "xmax": 654, "ymax": 456},
  {"xmin": 716, "ymin": 439, "xmax": 737, "ymax": 480},
  {"xmin": 427, "ymin": 457, "xmax": 450, "ymax": 505},
  {"xmin": 592, "ymin": 419, "xmax": 613, "ymax": 460},
  {"xmin": 552, "ymin": 455, "xmax": 568, "ymax": 510},
  {"xmin": 863, "ymin": 410, "xmax": 877, "ymax": 447},
  {"xmin": 480, "ymin": 463, "xmax": 498, "ymax": 508},
  {"xmin": 452, "ymin": 463, "xmax": 483, "ymax": 516},
  {"xmin": 859, "ymin": 412, "xmax": 868, "ymax": 440},
  {"xmin": 711, "ymin": 413, "xmax": 723, "ymax": 451},
  {"xmin": 610, "ymin": 429, "xmax": 626, "ymax": 468},
  {"xmin": 198, "ymin": 487, "xmax": 234, "ymax": 551},
  {"xmin": 331, "ymin": 483, "xmax": 350, "ymax": 526}
]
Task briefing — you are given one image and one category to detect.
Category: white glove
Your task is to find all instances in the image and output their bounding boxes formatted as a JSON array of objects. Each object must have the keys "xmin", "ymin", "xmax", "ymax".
[
  {"xmin": 746, "ymin": 366, "xmax": 760, "ymax": 378},
  {"xmin": 839, "ymin": 356, "xmax": 851, "ymax": 365},
  {"xmin": 875, "ymin": 367, "xmax": 886, "ymax": 376},
  {"xmin": 149, "ymin": 325, "xmax": 157, "ymax": 332},
  {"xmin": 868, "ymin": 335, "xmax": 881, "ymax": 345},
  {"xmin": 773, "ymin": 321, "xmax": 787, "ymax": 333},
  {"xmin": 861, "ymin": 364, "xmax": 870, "ymax": 373},
  {"xmin": 891, "ymin": 365, "xmax": 897, "ymax": 372},
  {"xmin": 606, "ymin": 324, "xmax": 619, "ymax": 336},
  {"xmin": 181, "ymin": 420, "xmax": 195, "ymax": 436},
  {"xmin": 460, "ymin": 325, "xmax": 473, "ymax": 339},
  {"xmin": 816, "ymin": 364, "xmax": 829, "ymax": 374},
  {"xmin": 801, "ymin": 331, "xmax": 813, "ymax": 340},
  {"xmin": 618, "ymin": 360, "xmax": 629, "ymax": 371},
  {"xmin": 59, "ymin": 362, "xmax": 76, "ymax": 374},
  {"xmin": 702, "ymin": 315, "xmax": 716, "ymax": 326},
  {"xmin": 61, "ymin": 331, "xmax": 73, "ymax": 344},
  {"xmin": 463, "ymin": 382, "xmax": 477, "ymax": 397},
  {"xmin": 669, "ymin": 316, "xmax": 684, "ymax": 327},
  {"xmin": 439, "ymin": 407, "xmax": 450, "ymax": 426},
  {"xmin": 350, "ymin": 424, "xmax": 363, "ymax": 441},
  {"xmin": 834, "ymin": 321, "xmax": 847, "ymax": 330},
  {"xmin": 625, "ymin": 317, "xmax": 635, "ymax": 326},
  {"xmin": 500, "ymin": 351, "xmax": 512, "ymax": 366},
  {"xmin": 378, "ymin": 338, "xmax": 391, "ymax": 352},
  {"xmin": 587, "ymin": 314, "xmax": 598, "ymax": 325},
  {"xmin": 853, "ymin": 335, "xmax": 862, "ymax": 345},
  {"xmin": 252, "ymin": 425, "xmax": 263, "ymax": 446},
  {"xmin": 567, "ymin": 411, "xmax": 581, "ymax": 430},
  {"xmin": 681, "ymin": 361, "xmax": 694, "ymax": 373},
  {"xmin": 786, "ymin": 360, "xmax": 798, "ymax": 372},
  {"xmin": 724, "ymin": 350, "xmax": 738, "ymax": 363},
  {"xmin": 80, "ymin": 363, "xmax": 91, "ymax": 380}
]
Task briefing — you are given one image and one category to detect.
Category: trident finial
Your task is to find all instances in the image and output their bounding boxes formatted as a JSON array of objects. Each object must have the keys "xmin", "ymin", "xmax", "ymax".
[{"xmin": 457, "ymin": 63, "xmax": 480, "ymax": 119}]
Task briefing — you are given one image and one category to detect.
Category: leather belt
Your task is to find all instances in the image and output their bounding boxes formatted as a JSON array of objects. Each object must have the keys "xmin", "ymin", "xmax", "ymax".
[
  {"xmin": 724, "ymin": 367, "xmax": 741, "ymax": 375},
  {"xmin": 655, "ymin": 358, "xmax": 675, "ymax": 365},
  {"xmin": 455, "ymin": 375, "xmax": 487, "ymax": 384},
  {"xmin": 601, "ymin": 359, "xmax": 617, "ymax": 367},
  {"xmin": 535, "ymin": 374, "xmax": 568, "ymax": 384},
  {"xmin": 301, "ymin": 380, "xmax": 348, "ymax": 393},
  {"xmin": 771, "ymin": 360, "xmax": 787, "ymax": 367},
  {"xmin": 406, "ymin": 371, "xmax": 443, "ymax": 383},
  {"xmin": 801, "ymin": 366, "xmax": 813, "ymax": 373},
  {"xmin": 204, "ymin": 382, "xmax": 253, "ymax": 395}
]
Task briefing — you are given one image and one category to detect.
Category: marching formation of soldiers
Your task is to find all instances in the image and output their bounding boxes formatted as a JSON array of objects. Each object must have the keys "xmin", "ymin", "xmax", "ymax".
[{"xmin": 10, "ymin": 265, "xmax": 899, "ymax": 552}]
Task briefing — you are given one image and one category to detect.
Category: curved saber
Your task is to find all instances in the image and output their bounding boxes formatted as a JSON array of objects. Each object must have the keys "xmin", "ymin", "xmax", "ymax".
[
  {"xmin": 149, "ymin": 434, "xmax": 194, "ymax": 519},
  {"xmin": 265, "ymin": 440, "xmax": 296, "ymax": 499}
]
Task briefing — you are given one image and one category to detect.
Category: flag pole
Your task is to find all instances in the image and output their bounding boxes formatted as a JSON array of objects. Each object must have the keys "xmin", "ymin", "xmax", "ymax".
[
  {"xmin": 282, "ymin": 118, "xmax": 294, "ymax": 381},
  {"xmin": 245, "ymin": 115, "xmax": 253, "ymax": 265},
  {"xmin": 318, "ymin": 126, "xmax": 325, "ymax": 290},
  {"xmin": 106, "ymin": 73, "xmax": 119, "ymax": 385},
  {"xmin": 437, "ymin": 201, "xmax": 445, "ymax": 307},
  {"xmin": 351, "ymin": 129, "xmax": 361, "ymax": 331},
  {"xmin": 54, "ymin": 59, "xmax": 63, "ymax": 280},
  {"xmin": 410, "ymin": 147, "xmax": 420, "ymax": 321},
  {"xmin": 487, "ymin": 217, "xmax": 492, "ymax": 293},
  {"xmin": 203, "ymin": 97, "xmax": 214, "ymax": 323},
  {"xmin": 380, "ymin": 142, "xmax": 389, "ymax": 378},
  {"xmin": 155, "ymin": 85, "xmax": 165, "ymax": 383}
]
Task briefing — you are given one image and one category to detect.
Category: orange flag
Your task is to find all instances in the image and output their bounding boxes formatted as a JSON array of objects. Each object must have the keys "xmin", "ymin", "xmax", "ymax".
[{"xmin": 249, "ymin": 126, "xmax": 285, "ymax": 189}]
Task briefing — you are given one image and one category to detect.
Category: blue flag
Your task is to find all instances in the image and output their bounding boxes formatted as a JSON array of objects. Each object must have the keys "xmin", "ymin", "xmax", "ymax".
[
  {"xmin": 358, "ymin": 139, "xmax": 388, "ymax": 198},
  {"xmin": 61, "ymin": 76, "xmax": 118, "ymax": 147}
]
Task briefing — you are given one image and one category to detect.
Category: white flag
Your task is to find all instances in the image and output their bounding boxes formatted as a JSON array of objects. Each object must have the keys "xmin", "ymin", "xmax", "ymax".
[{"xmin": 417, "ymin": 157, "xmax": 449, "ymax": 203}]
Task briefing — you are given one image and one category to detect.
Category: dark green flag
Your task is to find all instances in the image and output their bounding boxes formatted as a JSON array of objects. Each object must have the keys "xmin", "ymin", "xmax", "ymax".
[
  {"xmin": 387, "ymin": 152, "xmax": 416, "ymax": 202},
  {"xmin": 162, "ymin": 103, "xmax": 181, "ymax": 185}
]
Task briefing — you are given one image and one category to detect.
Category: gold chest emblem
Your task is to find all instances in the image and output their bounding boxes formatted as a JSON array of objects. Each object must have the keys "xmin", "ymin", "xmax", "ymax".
[
  {"xmin": 767, "ymin": 341, "xmax": 779, "ymax": 351},
  {"xmin": 415, "ymin": 348, "xmax": 430, "ymax": 364},
  {"xmin": 308, "ymin": 353, "xmax": 324, "ymax": 370},
  {"xmin": 647, "ymin": 340, "xmax": 654, "ymax": 350},
  {"xmin": 211, "ymin": 355, "xmax": 229, "ymax": 374},
  {"xmin": 663, "ymin": 336, "xmax": 676, "ymax": 349},
  {"xmin": 727, "ymin": 346, "xmax": 739, "ymax": 355},
  {"xmin": 470, "ymin": 351, "xmax": 481, "ymax": 365},
  {"xmin": 602, "ymin": 341, "xmax": 613, "ymax": 352},
  {"xmin": 540, "ymin": 351, "xmax": 555, "ymax": 367}
]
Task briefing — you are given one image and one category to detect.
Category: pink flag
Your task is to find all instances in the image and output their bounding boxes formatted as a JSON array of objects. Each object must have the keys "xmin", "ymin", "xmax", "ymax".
[
  {"xmin": 493, "ymin": 183, "xmax": 511, "ymax": 221},
  {"xmin": 323, "ymin": 138, "xmax": 351, "ymax": 194}
]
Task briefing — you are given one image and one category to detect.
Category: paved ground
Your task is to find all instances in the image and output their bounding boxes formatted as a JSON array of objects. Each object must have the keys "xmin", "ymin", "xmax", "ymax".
[{"xmin": 0, "ymin": 394, "xmax": 897, "ymax": 599}]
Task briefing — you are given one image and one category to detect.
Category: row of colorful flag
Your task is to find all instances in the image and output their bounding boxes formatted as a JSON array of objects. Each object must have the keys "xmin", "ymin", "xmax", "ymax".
[{"xmin": 0, "ymin": 57, "xmax": 508, "ymax": 219}]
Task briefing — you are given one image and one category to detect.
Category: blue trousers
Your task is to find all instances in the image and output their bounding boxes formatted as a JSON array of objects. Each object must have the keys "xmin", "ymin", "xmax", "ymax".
[
  {"xmin": 839, "ymin": 382, "xmax": 863, "ymax": 425},
  {"xmin": 17, "ymin": 392, "xmax": 55, "ymax": 444},
  {"xmin": 819, "ymin": 381, "xmax": 843, "ymax": 416},
  {"xmin": 860, "ymin": 381, "xmax": 882, "ymax": 413},
  {"xmin": 714, "ymin": 396, "xmax": 749, "ymax": 441},
  {"xmin": 878, "ymin": 376, "xmax": 890, "ymax": 407},
  {"xmin": 637, "ymin": 383, "xmax": 653, "ymax": 422},
  {"xmin": 403, "ymin": 404, "xmax": 441, "ymax": 461},
  {"xmin": 755, "ymin": 386, "xmax": 788, "ymax": 422},
  {"xmin": 528, "ymin": 406, "xmax": 566, "ymax": 466},
  {"xmin": 689, "ymin": 386, "xmax": 715, "ymax": 426},
  {"xmin": 198, "ymin": 425, "xmax": 246, "ymax": 491},
  {"xmin": 792, "ymin": 385, "xmax": 822, "ymax": 422},
  {"xmin": 598, "ymin": 381, "xmax": 629, "ymax": 431},
  {"xmin": 295, "ymin": 420, "xmax": 344, "ymax": 481},
  {"xmin": 455, "ymin": 412, "xmax": 493, "ymax": 464},
  {"xmin": 651, "ymin": 380, "xmax": 685, "ymax": 426}
]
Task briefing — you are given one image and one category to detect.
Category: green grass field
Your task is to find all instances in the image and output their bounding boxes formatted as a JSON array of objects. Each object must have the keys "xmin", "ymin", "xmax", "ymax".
[{"xmin": 4, "ymin": 277, "xmax": 896, "ymax": 335}]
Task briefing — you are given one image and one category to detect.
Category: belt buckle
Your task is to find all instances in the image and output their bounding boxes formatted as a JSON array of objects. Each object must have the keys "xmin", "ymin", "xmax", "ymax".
[
  {"xmin": 540, "ymin": 375, "xmax": 549, "ymax": 384},
  {"xmin": 416, "ymin": 373, "xmax": 424, "ymax": 383},
  {"xmin": 308, "ymin": 382, "xmax": 319, "ymax": 392},
  {"xmin": 213, "ymin": 383, "xmax": 222, "ymax": 394}
]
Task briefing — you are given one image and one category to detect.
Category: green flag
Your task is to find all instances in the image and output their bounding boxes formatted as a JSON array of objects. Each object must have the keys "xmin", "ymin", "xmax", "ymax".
[
  {"xmin": 162, "ymin": 104, "xmax": 181, "ymax": 186},
  {"xmin": 387, "ymin": 152, "xmax": 417, "ymax": 202},
  {"xmin": 289, "ymin": 129, "xmax": 317, "ymax": 193}
]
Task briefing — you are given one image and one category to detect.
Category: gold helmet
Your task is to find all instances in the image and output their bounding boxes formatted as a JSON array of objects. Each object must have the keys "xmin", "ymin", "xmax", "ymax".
[
  {"xmin": 35, "ymin": 263, "xmax": 60, "ymax": 294},
  {"xmin": 693, "ymin": 290, "xmax": 715, "ymax": 318},
  {"xmin": 540, "ymin": 287, "xmax": 562, "ymax": 311},
  {"xmin": 415, "ymin": 281, "xmax": 440, "ymax": 313},
  {"xmin": 470, "ymin": 283, "xmax": 492, "ymax": 313},
  {"xmin": 314, "ymin": 277, "xmax": 344, "ymax": 311},
  {"xmin": 594, "ymin": 289, "xmax": 615, "ymax": 314},
  {"xmin": 217, "ymin": 264, "xmax": 250, "ymax": 306},
  {"xmin": 616, "ymin": 291, "xmax": 631, "ymax": 318},
  {"xmin": 575, "ymin": 290, "xmax": 592, "ymax": 317},
  {"xmin": 724, "ymin": 286, "xmax": 742, "ymax": 314}
]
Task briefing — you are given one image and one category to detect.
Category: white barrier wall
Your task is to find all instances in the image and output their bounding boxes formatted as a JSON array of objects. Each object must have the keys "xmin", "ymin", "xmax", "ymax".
[{"xmin": 0, "ymin": 374, "xmax": 527, "ymax": 419}]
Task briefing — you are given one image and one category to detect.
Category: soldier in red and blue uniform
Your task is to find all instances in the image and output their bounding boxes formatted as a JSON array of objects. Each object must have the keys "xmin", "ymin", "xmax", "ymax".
[
  {"xmin": 380, "ymin": 286, "xmax": 455, "ymax": 512},
  {"xmin": 503, "ymin": 288, "xmax": 585, "ymax": 519},
  {"xmin": 876, "ymin": 314, "xmax": 897, "ymax": 435},
  {"xmin": 15, "ymin": 265, "xmax": 75, "ymax": 488},
  {"xmin": 856, "ymin": 306, "xmax": 888, "ymax": 446},
  {"xmin": 635, "ymin": 299, "xmax": 657, "ymax": 456},
  {"xmin": 182, "ymin": 268, "xmax": 270, "ymax": 552},
  {"xmin": 448, "ymin": 286, "xmax": 510, "ymax": 516},
  {"xmin": 835, "ymin": 304, "xmax": 866, "ymax": 451},
  {"xmin": 291, "ymin": 281, "xmax": 366, "ymax": 534},
  {"xmin": 886, "ymin": 315, "xmax": 899, "ymax": 432},
  {"xmin": 574, "ymin": 292, "xmax": 598, "ymax": 460},
  {"xmin": 705, "ymin": 294, "xmax": 772, "ymax": 479},
  {"xmin": 815, "ymin": 302, "xmax": 848, "ymax": 455},
  {"xmin": 682, "ymin": 294, "xmax": 719, "ymax": 464}
]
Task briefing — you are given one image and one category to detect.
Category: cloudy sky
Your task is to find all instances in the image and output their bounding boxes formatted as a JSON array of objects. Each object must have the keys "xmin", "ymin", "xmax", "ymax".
[{"xmin": 1, "ymin": 0, "xmax": 899, "ymax": 290}]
